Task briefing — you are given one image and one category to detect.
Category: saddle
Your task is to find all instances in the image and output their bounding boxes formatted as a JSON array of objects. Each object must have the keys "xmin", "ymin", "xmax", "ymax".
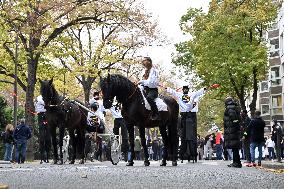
[{"xmin": 139, "ymin": 85, "xmax": 168, "ymax": 112}]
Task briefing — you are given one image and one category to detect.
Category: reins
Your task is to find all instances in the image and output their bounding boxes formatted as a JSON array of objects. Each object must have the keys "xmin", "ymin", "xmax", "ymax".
[{"xmin": 127, "ymin": 84, "xmax": 138, "ymax": 100}]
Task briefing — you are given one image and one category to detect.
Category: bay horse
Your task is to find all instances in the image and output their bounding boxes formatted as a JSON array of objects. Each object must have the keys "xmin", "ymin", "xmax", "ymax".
[
  {"xmin": 40, "ymin": 78, "xmax": 87, "ymax": 164},
  {"xmin": 100, "ymin": 74, "xmax": 179, "ymax": 166}
]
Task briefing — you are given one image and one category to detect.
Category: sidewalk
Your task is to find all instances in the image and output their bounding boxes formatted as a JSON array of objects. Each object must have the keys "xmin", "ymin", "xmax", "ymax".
[{"xmin": 261, "ymin": 160, "xmax": 284, "ymax": 170}]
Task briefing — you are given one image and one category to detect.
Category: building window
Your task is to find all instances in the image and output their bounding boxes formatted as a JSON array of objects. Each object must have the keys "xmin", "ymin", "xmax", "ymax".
[
  {"xmin": 260, "ymin": 81, "xmax": 269, "ymax": 92},
  {"xmin": 280, "ymin": 33, "xmax": 284, "ymax": 56},
  {"xmin": 268, "ymin": 22, "xmax": 278, "ymax": 31},
  {"xmin": 270, "ymin": 66, "xmax": 281, "ymax": 86},
  {"xmin": 271, "ymin": 94, "xmax": 282, "ymax": 115},
  {"xmin": 261, "ymin": 104, "xmax": 269, "ymax": 115},
  {"xmin": 270, "ymin": 38, "xmax": 279, "ymax": 50}
]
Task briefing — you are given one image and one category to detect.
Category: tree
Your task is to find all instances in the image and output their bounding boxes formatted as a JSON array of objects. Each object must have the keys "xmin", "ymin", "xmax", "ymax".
[
  {"xmin": 173, "ymin": 0, "xmax": 280, "ymax": 115},
  {"xmin": 53, "ymin": 0, "xmax": 159, "ymax": 104},
  {"xmin": 0, "ymin": 0, "xmax": 140, "ymax": 159}
]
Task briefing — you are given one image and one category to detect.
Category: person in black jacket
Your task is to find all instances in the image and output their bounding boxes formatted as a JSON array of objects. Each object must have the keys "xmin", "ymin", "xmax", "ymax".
[
  {"xmin": 240, "ymin": 110, "xmax": 251, "ymax": 163},
  {"xmin": 2, "ymin": 124, "xmax": 15, "ymax": 161},
  {"xmin": 13, "ymin": 119, "xmax": 32, "ymax": 164},
  {"xmin": 271, "ymin": 119, "xmax": 283, "ymax": 162},
  {"xmin": 246, "ymin": 111, "xmax": 265, "ymax": 167},
  {"xmin": 223, "ymin": 97, "xmax": 242, "ymax": 168}
]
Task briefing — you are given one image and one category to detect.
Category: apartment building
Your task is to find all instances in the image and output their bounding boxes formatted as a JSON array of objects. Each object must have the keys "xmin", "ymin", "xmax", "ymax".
[{"xmin": 258, "ymin": 4, "xmax": 284, "ymax": 133}]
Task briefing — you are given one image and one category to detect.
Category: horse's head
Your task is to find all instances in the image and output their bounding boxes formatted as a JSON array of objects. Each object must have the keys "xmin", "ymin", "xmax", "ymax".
[
  {"xmin": 100, "ymin": 74, "xmax": 114, "ymax": 109},
  {"xmin": 39, "ymin": 78, "xmax": 55, "ymax": 106}
]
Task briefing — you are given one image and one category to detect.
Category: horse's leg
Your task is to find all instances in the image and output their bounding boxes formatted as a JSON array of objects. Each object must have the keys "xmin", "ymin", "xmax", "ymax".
[
  {"xmin": 139, "ymin": 127, "xmax": 150, "ymax": 166},
  {"xmin": 159, "ymin": 123, "xmax": 169, "ymax": 166},
  {"xmin": 39, "ymin": 126, "xmax": 44, "ymax": 164},
  {"xmin": 78, "ymin": 128, "xmax": 85, "ymax": 164},
  {"xmin": 169, "ymin": 120, "xmax": 178, "ymax": 166},
  {"xmin": 46, "ymin": 127, "xmax": 51, "ymax": 163},
  {"xmin": 69, "ymin": 130, "xmax": 76, "ymax": 164},
  {"xmin": 58, "ymin": 126, "xmax": 64, "ymax": 165},
  {"xmin": 126, "ymin": 123, "xmax": 135, "ymax": 166},
  {"xmin": 50, "ymin": 126, "xmax": 58, "ymax": 164}
]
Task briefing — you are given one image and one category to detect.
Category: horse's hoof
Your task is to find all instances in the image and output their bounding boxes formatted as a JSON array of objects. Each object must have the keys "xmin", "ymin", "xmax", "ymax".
[
  {"xmin": 172, "ymin": 161, "xmax": 177, "ymax": 166},
  {"xmin": 79, "ymin": 160, "xmax": 84, "ymax": 164},
  {"xmin": 58, "ymin": 160, "xmax": 63, "ymax": 165},
  {"xmin": 144, "ymin": 161, "xmax": 150, "ymax": 166},
  {"xmin": 160, "ymin": 161, "xmax": 167, "ymax": 166},
  {"xmin": 69, "ymin": 160, "xmax": 75, "ymax": 164},
  {"xmin": 126, "ymin": 162, "xmax": 134, "ymax": 166}
]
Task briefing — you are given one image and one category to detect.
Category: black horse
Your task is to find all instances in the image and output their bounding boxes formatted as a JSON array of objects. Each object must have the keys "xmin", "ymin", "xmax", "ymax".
[
  {"xmin": 40, "ymin": 79, "xmax": 87, "ymax": 164},
  {"xmin": 100, "ymin": 74, "xmax": 179, "ymax": 166}
]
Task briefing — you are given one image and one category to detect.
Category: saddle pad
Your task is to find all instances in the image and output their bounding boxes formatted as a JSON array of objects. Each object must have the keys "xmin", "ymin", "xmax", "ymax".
[{"xmin": 139, "ymin": 86, "xmax": 168, "ymax": 111}]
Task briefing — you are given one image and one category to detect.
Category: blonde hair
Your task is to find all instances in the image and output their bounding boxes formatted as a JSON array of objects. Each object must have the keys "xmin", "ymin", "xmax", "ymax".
[{"xmin": 5, "ymin": 124, "xmax": 14, "ymax": 132}]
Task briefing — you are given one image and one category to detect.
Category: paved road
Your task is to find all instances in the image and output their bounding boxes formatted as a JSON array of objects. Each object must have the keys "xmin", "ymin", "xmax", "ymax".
[{"xmin": 0, "ymin": 160, "xmax": 283, "ymax": 189}]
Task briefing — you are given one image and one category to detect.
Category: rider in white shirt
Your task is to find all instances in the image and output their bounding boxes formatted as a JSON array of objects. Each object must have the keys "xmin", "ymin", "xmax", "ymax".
[{"xmin": 138, "ymin": 57, "xmax": 160, "ymax": 120}]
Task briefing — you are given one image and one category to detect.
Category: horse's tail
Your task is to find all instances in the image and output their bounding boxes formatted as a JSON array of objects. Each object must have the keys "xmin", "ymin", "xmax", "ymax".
[{"xmin": 162, "ymin": 95, "xmax": 179, "ymax": 161}]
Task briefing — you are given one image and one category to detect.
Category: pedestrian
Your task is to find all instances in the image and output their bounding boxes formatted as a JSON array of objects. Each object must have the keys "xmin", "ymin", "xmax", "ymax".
[
  {"xmin": 197, "ymin": 135, "xmax": 204, "ymax": 160},
  {"xmin": 35, "ymin": 95, "xmax": 51, "ymax": 164},
  {"xmin": 281, "ymin": 136, "xmax": 284, "ymax": 159},
  {"xmin": 265, "ymin": 136, "xmax": 275, "ymax": 161},
  {"xmin": 134, "ymin": 136, "xmax": 142, "ymax": 160},
  {"xmin": 223, "ymin": 97, "xmax": 242, "ymax": 168},
  {"xmin": 246, "ymin": 110, "xmax": 265, "ymax": 167},
  {"xmin": 271, "ymin": 119, "xmax": 283, "ymax": 162},
  {"xmin": 2, "ymin": 124, "xmax": 15, "ymax": 162},
  {"xmin": 240, "ymin": 109, "xmax": 251, "ymax": 163},
  {"xmin": 13, "ymin": 118, "xmax": 32, "ymax": 164},
  {"xmin": 203, "ymin": 134, "xmax": 214, "ymax": 160},
  {"xmin": 215, "ymin": 130, "xmax": 223, "ymax": 160},
  {"xmin": 152, "ymin": 137, "xmax": 159, "ymax": 161},
  {"xmin": 109, "ymin": 102, "xmax": 129, "ymax": 162}
]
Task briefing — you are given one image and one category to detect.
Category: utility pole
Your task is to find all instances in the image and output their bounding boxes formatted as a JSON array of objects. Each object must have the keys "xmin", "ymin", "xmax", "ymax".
[{"xmin": 13, "ymin": 34, "xmax": 18, "ymax": 127}]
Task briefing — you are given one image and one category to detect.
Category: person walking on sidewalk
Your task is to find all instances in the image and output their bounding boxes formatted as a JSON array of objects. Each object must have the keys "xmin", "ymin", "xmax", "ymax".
[
  {"xmin": 13, "ymin": 119, "xmax": 32, "ymax": 164},
  {"xmin": 246, "ymin": 111, "xmax": 265, "ymax": 167},
  {"xmin": 2, "ymin": 124, "xmax": 15, "ymax": 162}
]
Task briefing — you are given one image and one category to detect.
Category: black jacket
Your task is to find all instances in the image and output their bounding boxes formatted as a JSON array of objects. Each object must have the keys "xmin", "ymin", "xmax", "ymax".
[
  {"xmin": 3, "ymin": 130, "xmax": 14, "ymax": 144},
  {"xmin": 223, "ymin": 99, "xmax": 241, "ymax": 149},
  {"xmin": 247, "ymin": 117, "xmax": 265, "ymax": 143},
  {"xmin": 13, "ymin": 123, "xmax": 32, "ymax": 141}
]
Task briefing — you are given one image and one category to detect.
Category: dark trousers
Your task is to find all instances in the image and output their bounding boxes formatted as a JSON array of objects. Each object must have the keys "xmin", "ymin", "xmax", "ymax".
[
  {"xmin": 243, "ymin": 138, "xmax": 251, "ymax": 162},
  {"xmin": 15, "ymin": 140, "xmax": 27, "ymax": 163},
  {"xmin": 113, "ymin": 118, "xmax": 129, "ymax": 154},
  {"xmin": 180, "ymin": 112, "xmax": 197, "ymax": 160},
  {"xmin": 38, "ymin": 112, "xmax": 51, "ymax": 162},
  {"xmin": 232, "ymin": 148, "xmax": 241, "ymax": 164},
  {"xmin": 216, "ymin": 144, "xmax": 223, "ymax": 160},
  {"xmin": 145, "ymin": 88, "xmax": 158, "ymax": 114}
]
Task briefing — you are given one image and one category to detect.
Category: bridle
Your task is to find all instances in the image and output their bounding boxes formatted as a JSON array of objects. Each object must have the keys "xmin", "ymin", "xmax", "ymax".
[{"xmin": 127, "ymin": 83, "xmax": 139, "ymax": 100}]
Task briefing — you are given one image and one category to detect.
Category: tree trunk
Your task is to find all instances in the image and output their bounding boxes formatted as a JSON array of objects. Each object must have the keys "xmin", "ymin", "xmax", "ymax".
[
  {"xmin": 81, "ymin": 76, "xmax": 96, "ymax": 105},
  {"xmin": 25, "ymin": 57, "xmax": 38, "ymax": 161},
  {"xmin": 249, "ymin": 67, "xmax": 258, "ymax": 117}
]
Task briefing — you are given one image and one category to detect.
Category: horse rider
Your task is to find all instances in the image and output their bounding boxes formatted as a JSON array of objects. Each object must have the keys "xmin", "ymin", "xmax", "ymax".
[
  {"xmin": 138, "ymin": 57, "xmax": 160, "ymax": 120},
  {"xmin": 35, "ymin": 95, "xmax": 51, "ymax": 164},
  {"xmin": 165, "ymin": 84, "xmax": 206, "ymax": 162}
]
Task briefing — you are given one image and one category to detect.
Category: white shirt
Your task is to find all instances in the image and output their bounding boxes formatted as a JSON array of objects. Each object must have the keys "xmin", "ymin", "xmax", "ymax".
[
  {"xmin": 266, "ymin": 139, "xmax": 275, "ymax": 148},
  {"xmin": 166, "ymin": 87, "xmax": 206, "ymax": 113},
  {"xmin": 191, "ymin": 93, "xmax": 205, "ymax": 113},
  {"xmin": 109, "ymin": 106, "xmax": 123, "ymax": 119},
  {"xmin": 35, "ymin": 95, "xmax": 46, "ymax": 113},
  {"xmin": 140, "ymin": 68, "xmax": 159, "ymax": 88}
]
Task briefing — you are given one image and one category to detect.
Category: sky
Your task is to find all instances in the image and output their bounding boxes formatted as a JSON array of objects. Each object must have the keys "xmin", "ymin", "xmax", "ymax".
[{"xmin": 139, "ymin": 0, "xmax": 210, "ymax": 77}]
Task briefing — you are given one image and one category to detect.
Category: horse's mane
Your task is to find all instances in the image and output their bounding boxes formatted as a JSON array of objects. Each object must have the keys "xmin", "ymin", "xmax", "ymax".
[{"xmin": 100, "ymin": 74, "xmax": 136, "ymax": 103}]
